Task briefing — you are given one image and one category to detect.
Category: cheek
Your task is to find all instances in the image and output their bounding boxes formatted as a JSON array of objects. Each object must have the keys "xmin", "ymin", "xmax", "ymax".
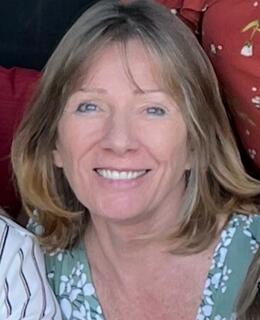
[
  {"xmin": 53, "ymin": 144, "xmax": 76, "ymax": 183},
  {"xmin": 140, "ymin": 121, "xmax": 189, "ymax": 164},
  {"xmin": 52, "ymin": 119, "xmax": 103, "ymax": 183},
  {"xmin": 53, "ymin": 119, "xmax": 87, "ymax": 168},
  {"xmin": 55, "ymin": 115, "xmax": 106, "ymax": 153},
  {"xmin": 159, "ymin": 141, "xmax": 190, "ymax": 172},
  {"xmin": 52, "ymin": 130, "xmax": 82, "ymax": 172},
  {"xmin": 53, "ymin": 149, "xmax": 63, "ymax": 168},
  {"xmin": 53, "ymin": 130, "xmax": 76, "ymax": 169},
  {"xmin": 53, "ymin": 142, "xmax": 87, "ymax": 199}
]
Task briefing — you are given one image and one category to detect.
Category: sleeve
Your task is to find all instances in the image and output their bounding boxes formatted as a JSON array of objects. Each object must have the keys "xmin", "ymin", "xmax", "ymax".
[
  {"xmin": 0, "ymin": 217, "xmax": 62, "ymax": 319},
  {"xmin": 156, "ymin": 0, "xmax": 207, "ymax": 33}
]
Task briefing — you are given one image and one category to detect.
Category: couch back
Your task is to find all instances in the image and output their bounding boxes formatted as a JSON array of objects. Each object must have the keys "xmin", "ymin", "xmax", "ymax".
[{"xmin": 0, "ymin": 67, "xmax": 40, "ymax": 216}]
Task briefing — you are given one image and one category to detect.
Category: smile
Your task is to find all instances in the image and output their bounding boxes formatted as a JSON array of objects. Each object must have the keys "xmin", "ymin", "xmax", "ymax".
[{"xmin": 95, "ymin": 169, "xmax": 149, "ymax": 180}]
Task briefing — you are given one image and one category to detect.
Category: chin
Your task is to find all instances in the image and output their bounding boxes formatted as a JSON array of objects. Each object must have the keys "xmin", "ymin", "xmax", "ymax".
[
  {"xmin": 83, "ymin": 190, "xmax": 149, "ymax": 220},
  {"xmin": 91, "ymin": 201, "xmax": 150, "ymax": 224}
]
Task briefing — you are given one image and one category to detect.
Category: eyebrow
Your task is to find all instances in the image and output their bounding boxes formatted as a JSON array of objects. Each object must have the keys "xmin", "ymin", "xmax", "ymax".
[
  {"xmin": 78, "ymin": 87, "xmax": 165, "ymax": 95},
  {"xmin": 134, "ymin": 89, "xmax": 164, "ymax": 94},
  {"xmin": 78, "ymin": 88, "xmax": 107, "ymax": 94}
]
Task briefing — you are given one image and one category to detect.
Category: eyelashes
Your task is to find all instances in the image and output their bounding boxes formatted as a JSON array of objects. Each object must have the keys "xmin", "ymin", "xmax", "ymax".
[
  {"xmin": 74, "ymin": 101, "xmax": 168, "ymax": 118},
  {"xmin": 145, "ymin": 106, "xmax": 166, "ymax": 117},
  {"xmin": 76, "ymin": 102, "xmax": 100, "ymax": 113}
]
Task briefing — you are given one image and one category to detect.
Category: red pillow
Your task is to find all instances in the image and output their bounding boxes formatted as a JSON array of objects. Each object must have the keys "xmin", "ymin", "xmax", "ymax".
[{"xmin": 0, "ymin": 66, "xmax": 40, "ymax": 217}]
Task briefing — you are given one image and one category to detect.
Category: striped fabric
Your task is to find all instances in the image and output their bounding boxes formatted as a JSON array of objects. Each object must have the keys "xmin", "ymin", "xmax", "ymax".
[{"xmin": 0, "ymin": 216, "xmax": 62, "ymax": 319}]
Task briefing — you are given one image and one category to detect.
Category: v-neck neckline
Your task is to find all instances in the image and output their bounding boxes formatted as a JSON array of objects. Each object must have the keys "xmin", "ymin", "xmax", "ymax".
[{"xmin": 78, "ymin": 214, "xmax": 239, "ymax": 320}]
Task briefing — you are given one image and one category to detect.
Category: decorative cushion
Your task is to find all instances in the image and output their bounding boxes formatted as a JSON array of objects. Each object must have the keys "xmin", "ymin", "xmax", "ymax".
[{"xmin": 0, "ymin": 66, "xmax": 40, "ymax": 217}]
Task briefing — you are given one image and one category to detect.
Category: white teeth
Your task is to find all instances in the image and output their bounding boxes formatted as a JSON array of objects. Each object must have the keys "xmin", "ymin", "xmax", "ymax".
[{"xmin": 96, "ymin": 169, "xmax": 146, "ymax": 180}]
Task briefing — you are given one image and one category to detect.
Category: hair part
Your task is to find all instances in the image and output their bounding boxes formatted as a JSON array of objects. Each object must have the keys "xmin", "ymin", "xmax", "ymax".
[{"xmin": 12, "ymin": 0, "xmax": 260, "ymax": 252}]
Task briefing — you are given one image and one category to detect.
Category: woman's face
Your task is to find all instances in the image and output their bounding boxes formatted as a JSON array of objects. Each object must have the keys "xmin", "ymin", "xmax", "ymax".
[{"xmin": 54, "ymin": 40, "xmax": 191, "ymax": 224}]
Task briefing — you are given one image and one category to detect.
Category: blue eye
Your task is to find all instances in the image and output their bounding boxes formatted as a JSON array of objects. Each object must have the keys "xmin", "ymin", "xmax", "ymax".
[
  {"xmin": 146, "ymin": 106, "xmax": 166, "ymax": 117},
  {"xmin": 76, "ymin": 102, "xmax": 98, "ymax": 113}
]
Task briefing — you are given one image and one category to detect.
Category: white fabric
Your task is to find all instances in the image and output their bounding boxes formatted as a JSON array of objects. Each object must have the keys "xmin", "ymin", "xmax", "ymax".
[{"xmin": 0, "ymin": 216, "xmax": 62, "ymax": 319}]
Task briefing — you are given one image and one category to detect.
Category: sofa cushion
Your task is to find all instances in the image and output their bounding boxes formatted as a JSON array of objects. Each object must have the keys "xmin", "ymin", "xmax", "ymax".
[{"xmin": 0, "ymin": 66, "xmax": 40, "ymax": 217}]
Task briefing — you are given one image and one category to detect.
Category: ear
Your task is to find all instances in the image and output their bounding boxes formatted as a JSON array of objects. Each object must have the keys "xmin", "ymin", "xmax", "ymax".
[{"xmin": 52, "ymin": 149, "xmax": 63, "ymax": 168}]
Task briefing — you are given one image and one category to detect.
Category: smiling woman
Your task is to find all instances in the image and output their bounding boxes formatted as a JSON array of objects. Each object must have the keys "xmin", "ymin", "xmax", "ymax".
[{"xmin": 11, "ymin": 0, "xmax": 260, "ymax": 319}]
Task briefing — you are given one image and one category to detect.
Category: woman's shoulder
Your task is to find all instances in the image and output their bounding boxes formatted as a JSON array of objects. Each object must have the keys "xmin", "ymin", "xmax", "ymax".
[
  {"xmin": 216, "ymin": 213, "xmax": 260, "ymax": 269},
  {"xmin": 27, "ymin": 215, "xmax": 90, "ymax": 277},
  {"xmin": 44, "ymin": 240, "xmax": 94, "ymax": 293},
  {"xmin": 44, "ymin": 240, "xmax": 87, "ymax": 270},
  {"xmin": 211, "ymin": 213, "xmax": 260, "ymax": 276},
  {"xmin": 44, "ymin": 241, "xmax": 99, "ymax": 318},
  {"xmin": 197, "ymin": 213, "xmax": 260, "ymax": 319},
  {"xmin": 228, "ymin": 213, "xmax": 260, "ymax": 244}
]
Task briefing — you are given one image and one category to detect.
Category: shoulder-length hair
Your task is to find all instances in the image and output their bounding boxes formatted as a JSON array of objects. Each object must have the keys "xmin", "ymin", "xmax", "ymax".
[{"xmin": 12, "ymin": 0, "xmax": 260, "ymax": 252}]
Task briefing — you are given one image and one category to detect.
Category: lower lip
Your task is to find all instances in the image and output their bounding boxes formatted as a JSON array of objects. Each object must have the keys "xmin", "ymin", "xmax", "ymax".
[{"xmin": 94, "ymin": 171, "xmax": 150, "ymax": 190}]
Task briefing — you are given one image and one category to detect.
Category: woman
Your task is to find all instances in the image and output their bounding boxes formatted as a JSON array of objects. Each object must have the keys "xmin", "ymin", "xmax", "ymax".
[
  {"xmin": 0, "ymin": 211, "xmax": 61, "ymax": 319},
  {"xmin": 158, "ymin": 0, "xmax": 260, "ymax": 177},
  {"xmin": 11, "ymin": 0, "xmax": 260, "ymax": 319}
]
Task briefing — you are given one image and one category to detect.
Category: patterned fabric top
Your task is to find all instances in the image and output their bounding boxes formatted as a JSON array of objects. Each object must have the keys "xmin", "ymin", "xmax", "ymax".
[
  {"xmin": 44, "ymin": 214, "xmax": 260, "ymax": 320},
  {"xmin": 158, "ymin": 0, "xmax": 260, "ymax": 171}
]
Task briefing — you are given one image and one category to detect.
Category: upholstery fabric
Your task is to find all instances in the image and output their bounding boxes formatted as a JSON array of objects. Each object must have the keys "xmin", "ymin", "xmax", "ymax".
[{"xmin": 0, "ymin": 66, "xmax": 40, "ymax": 216}]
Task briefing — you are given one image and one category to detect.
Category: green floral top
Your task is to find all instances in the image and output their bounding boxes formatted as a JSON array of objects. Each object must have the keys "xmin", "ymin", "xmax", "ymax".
[{"xmin": 43, "ymin": 214, "xmax": 260, "ymax": 320}]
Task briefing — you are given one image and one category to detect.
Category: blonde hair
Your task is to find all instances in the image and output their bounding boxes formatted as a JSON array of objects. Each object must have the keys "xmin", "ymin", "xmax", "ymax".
[
  {"xmin": 236, "ymin": 248, "xmax": 260, "ymax": 319},
  {"xmin": 11, "ymin": 0, "xmax": 260, "ymax": 252}
]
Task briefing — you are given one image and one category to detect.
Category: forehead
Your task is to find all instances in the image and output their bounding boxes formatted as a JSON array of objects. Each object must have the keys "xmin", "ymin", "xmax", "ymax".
[{"xmin": 77, "ymin": 40, "xmax": 164, "ymax": 92}]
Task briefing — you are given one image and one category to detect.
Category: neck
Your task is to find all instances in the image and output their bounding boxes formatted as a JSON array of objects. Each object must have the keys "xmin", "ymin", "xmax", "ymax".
[{"xmin": 84, "ymin": 203, "xmax": 182, "ymax": 284}]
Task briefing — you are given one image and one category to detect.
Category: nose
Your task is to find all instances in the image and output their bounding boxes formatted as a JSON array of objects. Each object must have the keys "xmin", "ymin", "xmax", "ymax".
[{"xmin": 100, "ymin": 113, "xmax": 139, "ymax": 155}]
